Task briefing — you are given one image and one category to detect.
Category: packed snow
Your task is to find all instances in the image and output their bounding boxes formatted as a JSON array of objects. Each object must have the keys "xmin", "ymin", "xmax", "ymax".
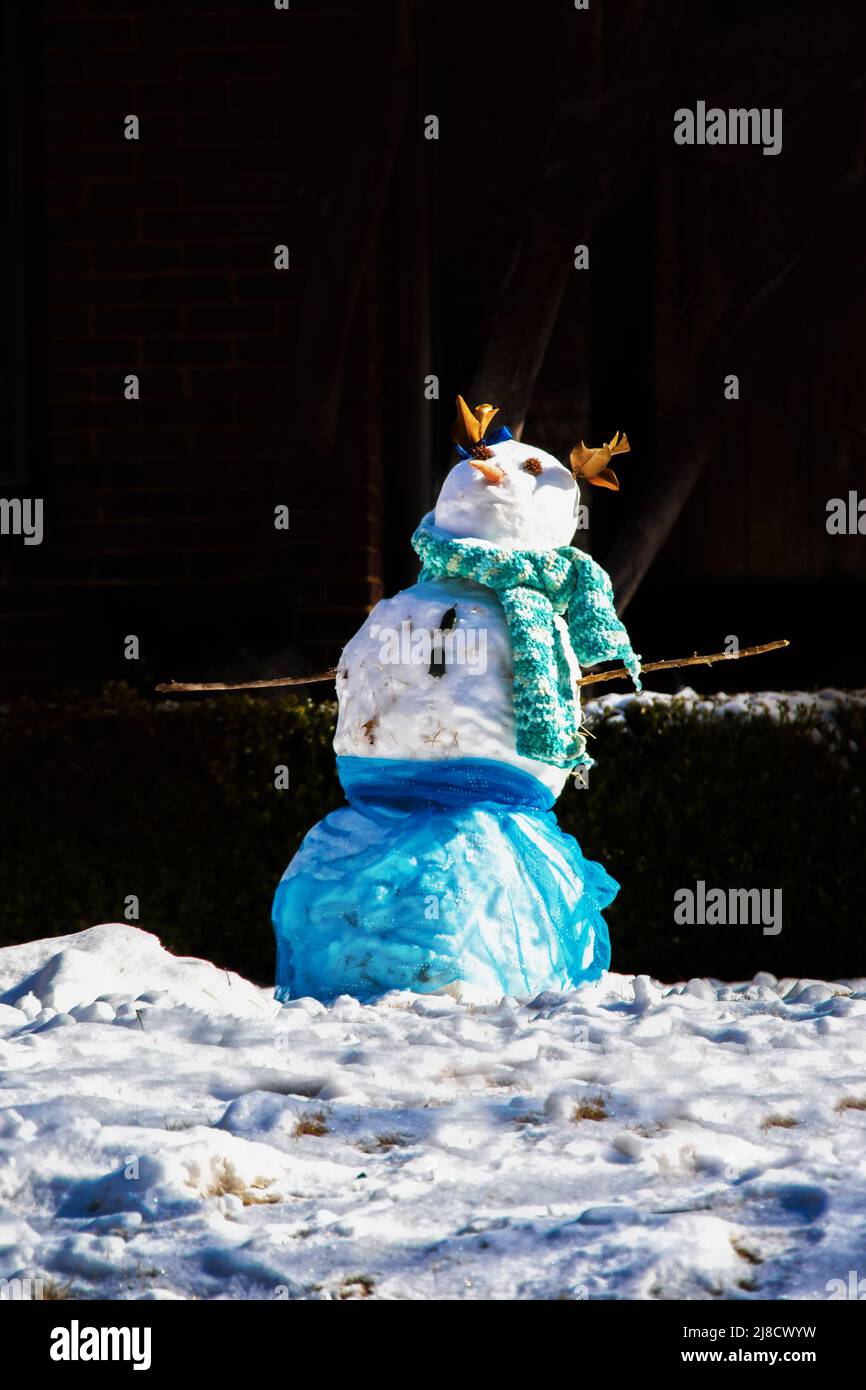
[
  {"xmin": 585, "ymin": 684, "xmax": 866, "ymax": 724},
  {"xmin": 1, "ymin": 921, "xmax": 864, "ymax": 1301}
]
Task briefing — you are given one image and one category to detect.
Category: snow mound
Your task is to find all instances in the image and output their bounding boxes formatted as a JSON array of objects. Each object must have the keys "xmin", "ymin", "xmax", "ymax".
[
  {"xmin": 60, "ymin": 1130, "xmax": 289, "ymax": 1221},
  {"xmin": 0, "ymin": 923, "xmax": 264, "ymax": 1018}
]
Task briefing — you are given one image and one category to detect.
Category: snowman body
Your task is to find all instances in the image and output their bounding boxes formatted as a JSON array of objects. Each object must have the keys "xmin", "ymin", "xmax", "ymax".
[
  {"xmin": 334, "ymin": 577, "xmax": 577, "ymax": 798},
  {"xmin": 273, "ymin": 431, "xmax": 633, "ymax": 1002}
]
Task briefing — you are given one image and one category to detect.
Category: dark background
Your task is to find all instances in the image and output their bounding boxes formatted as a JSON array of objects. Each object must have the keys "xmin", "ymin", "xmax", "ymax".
[
  {"xmin": 1, "ymin": 0, "xmax": 864, "ymax": 696},
  {"xmin": 0, "ymin": 0, "xmax": 864, "ymax": 983}
]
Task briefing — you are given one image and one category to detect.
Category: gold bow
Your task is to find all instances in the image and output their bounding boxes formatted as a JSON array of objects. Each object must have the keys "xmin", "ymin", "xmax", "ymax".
[
  {"xmin": 452, "ymin": 395, "xmax": 500, "ymax": 451},
  {"xmin": 569, "ymin": 431, "xmax": 631, "ymax": 491}
]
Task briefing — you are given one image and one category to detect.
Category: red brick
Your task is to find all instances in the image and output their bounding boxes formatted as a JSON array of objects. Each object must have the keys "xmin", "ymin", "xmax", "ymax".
[
  {"xmin": 133, "ymin": 458, "xmax": 211, "ymax": 490},
  {"xmin": 50, "ymin": 277, "xmax": 140, "ymax": 305},
  {"xmin": 143, "ymin": 338, "xmax": 232, "ymax": 365},
  {"xmin": 91, "ymin": 242, "xmax": 181, "ymax": 273},
  {"xmin": 136, "ymin": 15, "xmax": 227, "ymax": 46},
  {"xmin": 91, "ymin": 552, "xmax": 186, "ymax": 581},
  {"xmin": 52, "ymin": 434, "xmax": 96, "ymax": 462},
  {"xmin": 95, "ymin": 429, "xmax": 188, "ymax": 458},
  {"xmin": 183, "ymin": 173, "xmax": 277, "ymax": 206},
  {"xmin": 44, "ymin": 49, "xmax": 87, "ymax": 81},
  {"xmin": 49, "ymin": 246, "xmax": 90, "ymax": 275},
  {"xmin": 138, "ymin": 275, "xmax": 230, "ymax": 303},
  {"xmin": 325, "ymin": 581, "xmax": 375, "ymax": 614},
  {"xmin": 51, "ymin": 210, "xmax": 139, "ymax": 241},
  {"xmin": 180, "ymin": 240, "xmax": 273, "ymax": 271},
  {"xmin": 233, "ymin": 272, "xmax": 299, "ymax": 300},
  {"xmin": 223, "ymin": 11, "xmax": 309, "ymax": 44},
  {"xmin": 46, "ymin": 82, "xmax": 139, "ymax": 115},
  {"xmin": 52, "ymin": 461, "xmax": 103, "ymax": 487},
  {"xmin": 101, "ymin": 491, "xmax": 192, "ymax": 522},
  {"xmin": 235, "ymin": 336, "xmax": 292, "ymax": 364},
  {"xmin": 230, "ymin": 81, "xmax": 310, "ymax": 112},
  {"xmin": 53, "ymin": 491, "xmax": 105, "ymax": 522},
  {"xmin": 89, "ymin": 179, "xmax": 180, "ymax": 210},
  {"xmin": 142, "ymin": 82, "xmax": 225, "ymax": 112},
  {"xmin": 51, "ymin": 370, "xmax": 93, "ymax": 399},
  {"xmin": 52, "ymin": 337, "xmax": 141, "ymax": 366},
  {"xmin": 182, "ymin": 111, "xmax": 271, "ymax": 146},
  {"xmin": 227, "ymin": 145, "xmax": 301, "ymax": 174},
  {"xmin": 93, "ymin": 305, "xmax": 181, "ymax": 336},
  {"xmin": 53, "ymin": 400, "xmax": 135, "ymax": 428},
  {"xmin": 141, "ymin": 396, "xmax": 232, "ymax": 426},
  {"xmin": 136, "ymin": 146, "xmax": 228, "ymax": 177},
  {"xmin": 188, "ymin": 427, "xmax": 283, "ymax": 457},
  {"xmin": 43, "ymin": 19, "xmax": 134, "ymax": 47},
  {"xmin": 276, "ymin": 306, "xmax": 301, "ymax": 342},
  {"xmin": 233, "ymin": 396, "xmax": 284, "ymax": 427},
  {"xmin": 46, "ymin": 180, "xmax": 84, "ymax": 212},
  {"xmin": 188, "ymin": 366, "xmax": 279, "ymax": 396},
  {"xmin": 182, "ymin": 48, "xmax": 275, "ymax": 80},
  {"xmin": 43, "ymin": 116, "xmax": 87, "ymax": 148},
  {"xmin": 86, "ymin": 48, "xmax": 180, "ymax": 81},
  {"xmin": 297, "ymin": 611, "xmax": 358, "ymax": 642},
  {"xmin": 49, "ymin": 147, "xmax": 132, "ymax": 178},
  {"xmin": 139, "ymin": 209, "xmax": 219, "ymax": 239},
  {"xmin": 187, "ymin": 304, "xmax": 275, "ymax": 334}
]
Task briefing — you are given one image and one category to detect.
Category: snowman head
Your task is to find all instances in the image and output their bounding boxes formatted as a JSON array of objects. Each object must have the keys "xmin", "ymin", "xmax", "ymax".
[
  {"xmin": 432, "ymin": 396, "xmax": 630, "ymax": 551},
  {"xmin": 434, "ymin": 436, "xmax": 579, "ymax": 549}
]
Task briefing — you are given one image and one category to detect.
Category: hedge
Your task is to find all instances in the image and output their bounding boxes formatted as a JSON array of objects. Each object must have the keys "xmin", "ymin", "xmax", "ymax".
[{"xmin": 1, "ymin": 683, "xmax": 863, "ymax": 985}]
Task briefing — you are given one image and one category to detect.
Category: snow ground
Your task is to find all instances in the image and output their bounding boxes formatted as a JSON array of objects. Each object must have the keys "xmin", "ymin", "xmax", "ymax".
[{"xmin": 1, "ymin": 922, "xmax": 865, "ymax": 1301}]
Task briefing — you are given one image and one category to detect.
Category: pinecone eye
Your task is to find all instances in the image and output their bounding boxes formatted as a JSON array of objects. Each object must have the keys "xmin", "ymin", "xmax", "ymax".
[{"xmin": 521, "ymin": 457, "xmax": 543, "ymax": 476}]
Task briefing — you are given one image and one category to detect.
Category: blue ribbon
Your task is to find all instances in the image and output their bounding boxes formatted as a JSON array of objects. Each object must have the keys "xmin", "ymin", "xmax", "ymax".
[
  {"xmin": 336, "ymin": 753, "xmax": 555, "ymax": 813},
  {"xmin": 455, "ymin": 425, "xmax": 513, "ymax": 459}
]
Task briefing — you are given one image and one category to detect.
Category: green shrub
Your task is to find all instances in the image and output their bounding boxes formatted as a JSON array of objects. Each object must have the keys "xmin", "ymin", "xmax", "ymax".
[
  {"xmin": 572, "ymin": 694, "xmax": 866, "ymax": 981},
  {"xmin": 1, "ymin": 684, "xmax": 863, "ymax": 985},
  {"xmin": 0, "ymin": 684, "xmax": 340, "ymax": 984}
]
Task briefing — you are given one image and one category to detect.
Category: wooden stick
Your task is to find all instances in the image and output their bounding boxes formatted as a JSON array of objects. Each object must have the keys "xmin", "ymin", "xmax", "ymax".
[
  {"xmin": 575, "ymin": 639, "xmax": 790, "ymax": 688},
  {"xmin": 156, "ymin": 639, "xmax": 789, "ymax": 695},
  {"xmin": 155, "ymin": 670, "xmax": 338, "ymax": 694}
]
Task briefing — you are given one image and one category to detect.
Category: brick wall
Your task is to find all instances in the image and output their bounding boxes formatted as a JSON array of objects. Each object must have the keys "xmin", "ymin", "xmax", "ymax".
[
  {"xmin": 3, "ymin": 1, "xmax": 864, "ymax": 696},
  {"xmin": 0, "ymin": 0, "xmax": 387, "ymax": 693}
]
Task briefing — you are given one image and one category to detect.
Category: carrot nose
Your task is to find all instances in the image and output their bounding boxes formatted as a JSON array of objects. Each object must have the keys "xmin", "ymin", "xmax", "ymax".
[{"xmin": 470, "ymin": 460, "xmax": 505, "ymax": 484}]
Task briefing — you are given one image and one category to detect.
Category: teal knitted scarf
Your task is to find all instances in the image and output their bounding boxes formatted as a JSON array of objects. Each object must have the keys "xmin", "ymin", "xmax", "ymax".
[{"xmin": 412, "ymin": 521, "xmax": 641, "ymax": 770}]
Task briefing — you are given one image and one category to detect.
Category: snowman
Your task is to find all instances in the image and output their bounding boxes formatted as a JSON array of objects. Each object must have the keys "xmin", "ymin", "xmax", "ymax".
[{"xmin": 273, "ymin": 397, "xmax": 641, "ymax": 1003}]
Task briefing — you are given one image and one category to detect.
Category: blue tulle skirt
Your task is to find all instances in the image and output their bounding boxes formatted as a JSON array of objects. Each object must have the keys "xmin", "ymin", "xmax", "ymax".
[{"xmin": 272, "ymin": 756, "xmax": 616, "ymax": 1003}]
